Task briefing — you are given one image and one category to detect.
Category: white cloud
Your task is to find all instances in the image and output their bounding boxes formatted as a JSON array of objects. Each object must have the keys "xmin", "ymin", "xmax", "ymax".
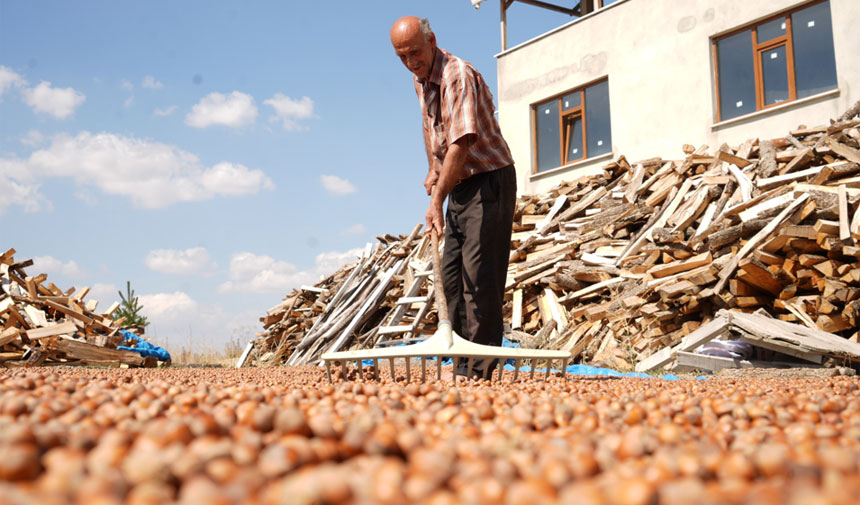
[
  {"xmin": 142, "ymin": 76, "xmax": 163, "ymax": 90},
  {"xmin": 321, "ymin": 174, "xmax": 357, "ymax": 195},
  {"xmin": 88, "ymin": 283, "xmax": 119, "ymax": 305},
  {"xmin": 0, "ymin": 157, "xmax": 48, "ymax": 214},
  {"xmin": 121, "ymin": 79, "xmax": 134, "ymax": 92},
  {"xmin": 136, "ymin": 295, "xmax": 261, "ymax": 353},
  {"xmin": 217, "ymin": 248, "xmax": 362, "ymax": 294},
  {"xmin": 341, "ymin": 224, "xmax": 366, "ymax": 235},
  {"xmin": 8, "ymin": 131, "xmax": 274, "ymax": 209},
  {"xmin": 0, "ymin": 66, "xmax": 27, "ymax": 99},
  {"xmin": 123, "ymin": 96, "xmax": 135, "ymax": 108},
  {"xmin": 139, "ymin": 291, "xmax": 198, "ymax": 322},
  {"xmin": 20, "ymin": 129, "xmax": 44, "ymax": 147},
  {"xmin": 21, "ymin": 81, "xmax": 85, "ymax": 119},
  {"xmin": 73, "ymin": 188, "xmax": 99, "ymax": 206},
  {"xmin": 144, "ymin": 247, "xmax": 217, "ymax": 276},
  {"xmin": 32, "ymin": 256, "xmax": 85, "ymax": 278},
  {"xmin": 154, "ymin": 105, "xmax": 178, "ymax": 116},
  {"xmin": 0, "ymin": 175, "xmax": 46, "ymax": 214},
  {"xmin": 264, "ymin": 94, "xmax": 314, "ymax": 131},
  {"xmin": 186, "ymin": 91, "xmax": 257, "ymax": 128}
]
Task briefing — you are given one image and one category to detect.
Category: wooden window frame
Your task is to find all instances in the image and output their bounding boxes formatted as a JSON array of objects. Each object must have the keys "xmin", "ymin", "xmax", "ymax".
[
  {"xmin": 713, "ymin": 0, "xmax": 830, "ymax": 122},
  {"xmin": 531, "ymin": 78, "xmax": 606, "ymax": 175}
]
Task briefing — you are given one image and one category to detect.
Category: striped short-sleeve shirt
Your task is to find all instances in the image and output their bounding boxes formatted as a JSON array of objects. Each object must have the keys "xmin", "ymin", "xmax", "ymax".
[{"xmin": 414, "ymin": 48, "xmax": 514, "ymax": 179}]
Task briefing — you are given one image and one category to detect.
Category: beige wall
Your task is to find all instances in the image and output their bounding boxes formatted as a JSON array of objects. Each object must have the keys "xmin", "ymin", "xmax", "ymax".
[{"xmin": 497, "ymin": 0, "xmax": 860, "ymax": 196}]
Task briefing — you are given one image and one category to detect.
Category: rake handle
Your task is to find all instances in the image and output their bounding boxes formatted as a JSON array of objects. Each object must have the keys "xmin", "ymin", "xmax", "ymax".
[{"xmin": 430, "ymin": 229, "xmax": 449, "ymax": 323}]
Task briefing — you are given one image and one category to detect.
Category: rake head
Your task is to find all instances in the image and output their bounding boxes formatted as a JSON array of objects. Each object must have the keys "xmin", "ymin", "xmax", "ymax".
[{"xmin": 320, "ymin": 321, "xmax": 571, "ymax": 384}]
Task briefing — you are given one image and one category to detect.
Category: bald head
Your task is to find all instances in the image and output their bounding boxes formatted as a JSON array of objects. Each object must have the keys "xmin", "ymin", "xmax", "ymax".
[
  {"xmin": 390, "ymin": 16, "xmax": 431, "ymax": 43},
  {"xmin": 390, "ymin": 16, "xmax": 437, "ymax": 81}
]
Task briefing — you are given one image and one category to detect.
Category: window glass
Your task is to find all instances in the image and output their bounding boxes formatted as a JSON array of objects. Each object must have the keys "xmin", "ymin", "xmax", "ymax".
[
  {"xmin": 561, "ymin": 91, "xmax": 581, "ymax": 111},
  {"xmin": 535, "ymin": 100, "xmax": 560, "ymax": 172},
  {"xmin": 792, "ymin": 0, "xmax": 838, "ymax": 98},
  {"xmin": 760, "ymin": 45, "xmax": 789, "ymax": 105},
  {"xmin": 756, "ymin": 17, "xmax": 786, "ymax": 43},
  {"xmin": 563, "ymin": 115, "xmax": 583, "ymax": 162},
  {"xmin": 602, "ymin": 0, "xmax": 619, "ymax": 6},
  {"xmin": 717, "ymin": 30, "xmax": 756, "ymax": 120},
  {"xmin": 585, "ymin": 80, "xmax": 612, "ymax": 157}
]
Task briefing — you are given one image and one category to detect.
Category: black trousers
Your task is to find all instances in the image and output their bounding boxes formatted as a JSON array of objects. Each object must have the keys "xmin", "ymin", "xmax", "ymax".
[{"xmin": 443, "ymin": 165, "xmax": 516, "ymax": 376}]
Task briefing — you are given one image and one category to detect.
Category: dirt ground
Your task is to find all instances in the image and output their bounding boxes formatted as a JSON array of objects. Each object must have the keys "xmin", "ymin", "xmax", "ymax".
[{"xmin": 1, "ymin": 366, "xmax": 859, "ymax": 505}]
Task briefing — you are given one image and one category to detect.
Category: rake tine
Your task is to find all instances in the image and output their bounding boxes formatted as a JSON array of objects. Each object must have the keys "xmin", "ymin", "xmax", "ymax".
[
  {"xmin": 341, "ymin": 361, "xmax": 347, "ymax": 382},
  {"xmin": 513, "ymin": 359, "xmax": 520, "ymax": 382},
  {"xmin": 356, "ymin": 360, "xmax": 362, "ymax": 380},
  {"xmin": 545, "ymin": 360, "xmax": 551, "ymax": 381},
  {"xmin": 421, "ymin": 357, "xmax": 427, "ymax": 383},
  {"xmin": 406, "ymin": 358, "xmax": 411, "ymax": 383},
  {"xmin": 496, "ymin": 359, "xmax": 503, "ymax": 382},
  {"xmin": 436, "ymin": 357, "xmax": 442, "ymax": 381},
  {"xmin": 325, "ymin": 360, "xmax": 333, "ymax": 384},
  {"xmin": 482, "ymin": 359, "xmax": 490, "ymax": 380},
  {"xmin": 373, "ymin": 359, "xmax": 379, "ymax": 381},
  {"xmin": 389, "ymin": 358, "xmax": 395, "ymax": 381},
  {"xmin": 468, "ymin": 357, "xmax": 474, "ymax": 380},
  {"xmin": 529, "ymin": 362, "xmax": 535, "ymax": 381},
  {"xmin": 453, "ymin": 357, "xmax": 459, "ymax": 384},
  {"xmin": 561, "ymin": 359, "xmax": 568, "ymax": 380}
]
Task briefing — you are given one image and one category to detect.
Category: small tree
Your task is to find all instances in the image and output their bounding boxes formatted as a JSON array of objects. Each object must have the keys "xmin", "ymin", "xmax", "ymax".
[{"xmin": 113, "ymin": 281, "xmax": 149, "ymax": 328}]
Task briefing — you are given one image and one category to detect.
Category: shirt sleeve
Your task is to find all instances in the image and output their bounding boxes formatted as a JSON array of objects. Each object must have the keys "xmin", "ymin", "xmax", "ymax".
[{"xmin": 442, "ymin": 60, "xmax": 479, "ymax": 145}]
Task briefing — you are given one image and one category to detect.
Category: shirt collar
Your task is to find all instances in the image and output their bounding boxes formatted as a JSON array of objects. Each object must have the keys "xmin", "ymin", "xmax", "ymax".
[{"xmin": 418, "ymin": 47, "xmax": 445, "ymax": 88}]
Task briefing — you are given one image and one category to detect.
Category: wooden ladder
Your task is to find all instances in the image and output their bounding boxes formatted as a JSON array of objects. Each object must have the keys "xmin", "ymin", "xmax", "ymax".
[{"xmin": 375, "ymin": 263, "xmax": 435, "ymax": 346}]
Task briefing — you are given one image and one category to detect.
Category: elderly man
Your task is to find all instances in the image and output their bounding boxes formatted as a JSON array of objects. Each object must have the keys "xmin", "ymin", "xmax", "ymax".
[{"xmin": 390, "ymin": 16, "xmax": 516, "ymax": 379}]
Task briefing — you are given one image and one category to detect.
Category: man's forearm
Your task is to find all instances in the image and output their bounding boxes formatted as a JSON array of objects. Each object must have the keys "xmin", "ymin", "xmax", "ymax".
[
  {"xmin": 422, "ymin": 125, "xmax": 434, "ymax": 170},
  {"xmin": 431, "ymin": 140, "xmax": 469, "ymax": 206}
]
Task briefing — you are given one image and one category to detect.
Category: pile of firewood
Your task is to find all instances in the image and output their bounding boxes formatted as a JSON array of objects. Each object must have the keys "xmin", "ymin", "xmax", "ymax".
[
  {"xmin": 0, "ymin": 248, "xmax": 159, "ymax": 367},
  {"xmin": 252, "ymin": 102, "xmax": 860, "ymax": 370}
]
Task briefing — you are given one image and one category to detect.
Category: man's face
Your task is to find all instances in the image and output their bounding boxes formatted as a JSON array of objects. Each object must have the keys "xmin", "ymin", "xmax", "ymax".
[{"xmin": 391, "ymin": 29, "xmax": 436, "ymax": 81}]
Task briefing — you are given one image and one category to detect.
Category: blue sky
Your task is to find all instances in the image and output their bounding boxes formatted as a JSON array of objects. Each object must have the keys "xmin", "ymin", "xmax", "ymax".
[{"xmin": 0, "ymin": 1, "xmax": 569, "ymax": 351}]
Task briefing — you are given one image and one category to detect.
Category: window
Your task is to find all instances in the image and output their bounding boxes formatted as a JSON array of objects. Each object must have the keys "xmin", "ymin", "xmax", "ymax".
[
  {"xmin": 714, "ymin": 0, "xmax": 838, "ymax": 122},
  {"xmin": 532, "ymin": 79, "xmax": 612, "ymax": 173}
]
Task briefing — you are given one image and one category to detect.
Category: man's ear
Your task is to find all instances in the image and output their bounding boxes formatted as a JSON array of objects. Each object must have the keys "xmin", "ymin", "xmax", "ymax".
[{"xmin": 428, "ymin": 32, "xmax": 437, "ymax": 49}]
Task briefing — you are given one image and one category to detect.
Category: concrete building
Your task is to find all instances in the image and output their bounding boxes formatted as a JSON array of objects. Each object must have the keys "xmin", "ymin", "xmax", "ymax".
[{"xmin": 493, "ymin": 0, "xmax": 859, "ymax": 195}]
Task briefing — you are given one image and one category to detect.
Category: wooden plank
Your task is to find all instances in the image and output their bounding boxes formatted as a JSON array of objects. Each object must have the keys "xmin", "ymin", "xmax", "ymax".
[
  {"xmin": 635, "ymin": 315, "xmax": 731, "ymax": 372},
  {"xmin": 25, "ymin": 321, "xmax": 78, "ymax": 340},
  {"xmin": 0, "ymin": 327, "xmax": 21, "ymax": 347},
  {"xmin": 756, "ymin": 165, "xmax": 821, "ymax": 190},
  {"xmin": 42, "ymin": 299, "xmax": 94, "ymax": 325},
  {"xmin": 839, "ymin": 185, "xmax": 851, "ymax": 240},
  {"xmin": 714, "ymin": 194, "xmax": 809, "ymax": 294},
  {"xmin": 52, "ymin": 337, "xmax": 144, "ymax": 366},
  {"xmin": 778, "ymin": 147, "xmax": 813, "ymax": 175},
  {"xmin": 511, "ymin": 289, "xmax": 523, "ymax": 330},
  {"xmin": 730, "ymin": 310, "xmax": 860, "ymax": 359},
  {"xmin": 624, "ymin": 163, "xmax": 645, "ymax": 203},
  {"xmin": 826, "ymin": 137, "xmax": 860, "ymax": 163},
  {"xmin": 535, "ymin": 194, "xmax": 568, "ymax": 235},
  {"xmin": 795, "ymin": 183, "xmax": 860, "ymax": 198},
  {"xmin": 852, "ymin": 196, "xmax": 860, "ymax": 237},
  {"xmin": 543, "ymin": 288, "xmax": 568, "ymax": 333},
  {"xmin": 738, "ymin": 258, "xmax": 784, "ymax": 296},
  {"xmin": 727, "ymin": 164, "xmax": 753, "ymax": 201},
  {"xmin": 648, "ymin": 252, "xmax": 712, "ymax": 279},
  {"xmin": 235, "ymin": 342, "xmax": 254, "ymax": 368},
  {"xmin": 23, "ymin": 305, "xmax": 49, "ymax": 327},
  {"xmin": 694, "ymin": 202, "xmax": 717, "ymax": 238},
  {"xmin": 675, "ymin": 351, "xmax": 756, "ymax": 372},
  {"xmin": 717, "ymin": 150, "xmax": 752, "ymax": 168},
  {"xmin": 562, "ymin": 277, "xmax": 624, "ymax": 302}
]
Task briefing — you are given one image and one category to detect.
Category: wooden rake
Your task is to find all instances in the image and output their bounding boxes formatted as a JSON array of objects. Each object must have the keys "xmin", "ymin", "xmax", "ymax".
[{"xmin": 320, "ymin": 230, "xmax": 572, "ymax": 384}]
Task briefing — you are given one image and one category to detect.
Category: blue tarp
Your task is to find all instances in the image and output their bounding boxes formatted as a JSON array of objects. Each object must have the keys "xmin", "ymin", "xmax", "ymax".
[
  {"xmin": 359, "ymin": 336, "xmax": 706, "ymax": 380},
  {"xmin": 117, "ymin": 330, "xmax": 172, "ymax": 362}
]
